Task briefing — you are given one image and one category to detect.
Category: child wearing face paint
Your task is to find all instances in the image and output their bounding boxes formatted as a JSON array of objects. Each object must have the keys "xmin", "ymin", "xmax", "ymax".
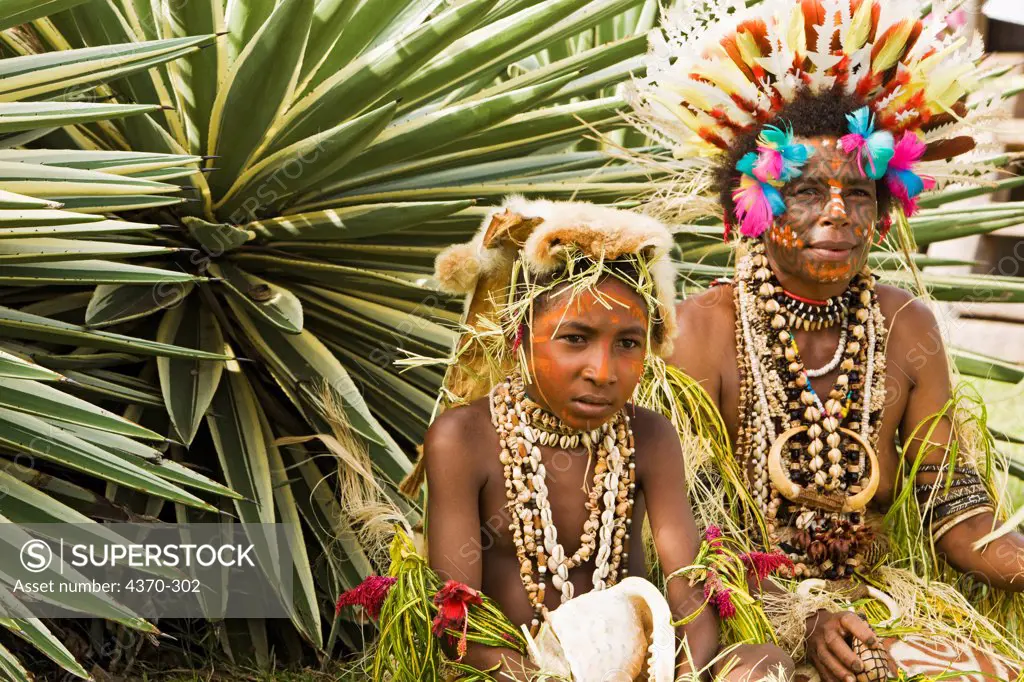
[
  {"xmin": 629, "ymin": 2, "xmax": 1024, "ymax": 682},
  {"xmin": 345, "ymin": 198, "xmax": 794, "ymax": 681}
]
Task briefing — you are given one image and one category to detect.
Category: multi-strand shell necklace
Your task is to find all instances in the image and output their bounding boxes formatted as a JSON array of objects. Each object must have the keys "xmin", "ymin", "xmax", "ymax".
[
  {"xmin": 734, "ymin": 242, "xmax": 887, "ymax": 580},
  {"xmin": 490, "ymin": 373, "xmax": 636, "ymax": 636}
]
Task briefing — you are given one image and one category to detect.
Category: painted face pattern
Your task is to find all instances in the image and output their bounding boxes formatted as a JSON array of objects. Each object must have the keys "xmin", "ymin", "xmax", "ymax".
[
  {"xmin": 764, "ymin": 136, "xmax": 879, "ymax": 286},
  {"xmin": 522, "ymin": 276, "xmax": 648, "ymax": 431},
  {"xmin": 825, "ymin": 181, "xmax": 847, "ymax": 219}
]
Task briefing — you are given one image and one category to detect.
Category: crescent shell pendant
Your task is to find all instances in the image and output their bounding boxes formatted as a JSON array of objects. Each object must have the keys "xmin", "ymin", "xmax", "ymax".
[{"xmin": 767, "ymin": 425, "xmax": 880, "ymax": 513}]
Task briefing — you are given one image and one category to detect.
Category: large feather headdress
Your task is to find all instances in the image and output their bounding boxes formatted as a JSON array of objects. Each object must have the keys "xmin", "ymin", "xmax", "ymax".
[{"xmin": 628, "ymin": 0, "xmax": 1003, "ymax": 229}]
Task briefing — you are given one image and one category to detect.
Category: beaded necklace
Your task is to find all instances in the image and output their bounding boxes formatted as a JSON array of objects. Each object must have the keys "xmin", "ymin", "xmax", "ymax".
[
  {"xmin": 774, "ymin": 287, "xmax": 854, "ymax": 330},
  {"xmin": 734, "ymin": 242, "xmax": 887, "ymax": 579},
  {"xmin": 490, "ymin": 373, "xmax": 636, "ymax": 636}
]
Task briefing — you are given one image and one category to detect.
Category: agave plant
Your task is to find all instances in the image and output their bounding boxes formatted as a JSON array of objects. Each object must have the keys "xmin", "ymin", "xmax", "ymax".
[{"xmin": 0, "ymin": 0, "xmax": 669, "ymax": 677}]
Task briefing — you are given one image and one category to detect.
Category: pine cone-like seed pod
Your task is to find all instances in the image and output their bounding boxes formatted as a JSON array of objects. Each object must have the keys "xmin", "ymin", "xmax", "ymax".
[
  {"xmin": 793, "ymin": 530, "xmax": 811, "ymax": 550},
  {"xmin": 829, "ymin": 538, "xmax": 851, "ymax": 564},
  {"xmin": 852, "ymin": 638, "xmax": 891, "ymax": 682}
]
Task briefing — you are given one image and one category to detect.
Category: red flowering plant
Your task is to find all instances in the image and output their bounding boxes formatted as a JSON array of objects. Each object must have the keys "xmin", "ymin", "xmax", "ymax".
[
  {"xmin": 666, "ymin": 525, "xmax": 790, "ymax": 645},
  {"xmin": 432, "ymin": 580, "xmax": 483, "ymax": 658},
  {"xmin": 335, "ymin": 575, "xmax": 397, "ymax": 621},
  {"xmin": 367, "ymin": 530, "xmax": 527, "ymax": 681}
]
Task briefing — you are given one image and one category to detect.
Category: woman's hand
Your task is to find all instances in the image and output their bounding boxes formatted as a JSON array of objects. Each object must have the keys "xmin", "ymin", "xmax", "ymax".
[{"xmin": 803, "ymin": 610, "xmax": 879, "ymax": 682}]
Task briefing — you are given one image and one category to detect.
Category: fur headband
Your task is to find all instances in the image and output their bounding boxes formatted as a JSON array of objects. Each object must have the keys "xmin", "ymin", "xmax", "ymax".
[{"xmin": 434, "ymin": 196, "xmax": 678, "ymax": 358}]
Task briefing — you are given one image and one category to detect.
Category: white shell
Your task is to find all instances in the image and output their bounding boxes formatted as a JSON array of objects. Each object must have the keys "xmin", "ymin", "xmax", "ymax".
[{"xmin": 523, "ymin": 577, "xmax": 674, "ymax": 682}]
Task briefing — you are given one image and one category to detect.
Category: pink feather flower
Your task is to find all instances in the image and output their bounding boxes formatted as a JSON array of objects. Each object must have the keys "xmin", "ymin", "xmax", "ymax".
[
  {"xmin": 885, "ymin": 131, "xmax": 935, "ymax": 217},
  {"xmin": 839, "ymin": 133, "xmax": 869, "ymax": 175},
  {"xmin": 752, "ymin": 148, "xmax": 783, "ymax": 183},
  {"xmin": 732, "ymin": 177, "xmax": 783, "ymax": 239},
  {"xmin": 888, "ymin": 130, "xmax": 928, "ymax": 172}
]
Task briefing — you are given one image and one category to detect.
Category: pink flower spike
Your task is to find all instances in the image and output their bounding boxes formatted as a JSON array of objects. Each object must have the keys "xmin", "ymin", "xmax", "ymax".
[
  {"xmin": 703, "ymin": 525, "xmax": 724, "ymax": 551},
  {"xmin": 703, "ymin": 570, "xmax": 724, "ymax": 598},
  {"xmin": 703, "ymin": 525, "xmax": 723, "ymax": 543},
  {"xmin": 714, "ymin": 588, "xmax": 737, "ymax": 619},
  {"xmin": 511, "ymin": 321, "xmax": 525, "ymax": 352},
  {"xmin": 740, "ymin": 551, "xmax": 795, "ymax": 580},
  {"xmin": 702, "ymin": 570, "xmax": 736, "ymax": 618}
]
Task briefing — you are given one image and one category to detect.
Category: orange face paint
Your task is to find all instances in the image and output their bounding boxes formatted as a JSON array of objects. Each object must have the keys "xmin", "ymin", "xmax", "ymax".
[
  {"xmin": 769, "ymin": 223, "xmax": 807, "ymax": 249},
  {"xmin": 523, "ymin": 276, "xmax": 649, "ymax": 431}
]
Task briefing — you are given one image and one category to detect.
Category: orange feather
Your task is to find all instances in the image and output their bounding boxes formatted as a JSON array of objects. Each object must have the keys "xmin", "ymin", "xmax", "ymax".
[
  {"xmin": 800, "ymin": 0, "xmax": 826, "ymax": 56},
  {"xmin": 868, "ymin": 1, "xmax": 881, "ymax": 44},
  {"xmin": 738, "ymin": 18, "xmax": 771, "ymax": 54},
  {"xmin": 720, "ymin": 34, "xmax": 758, "ymax": 84}
]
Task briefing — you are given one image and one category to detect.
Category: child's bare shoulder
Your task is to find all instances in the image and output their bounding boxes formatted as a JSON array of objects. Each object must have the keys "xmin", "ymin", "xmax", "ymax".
[
  {"xmin": 422, "ymin": 397, "xmax": 496, "ymax": 481},
  {"xmin": 628, "ymin": 406, "xmax": 679, "ymax": 452}
]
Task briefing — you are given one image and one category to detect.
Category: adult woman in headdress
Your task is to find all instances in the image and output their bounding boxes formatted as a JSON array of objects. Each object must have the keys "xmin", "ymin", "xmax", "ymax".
[{"xmin": 628, "ymin": 1, "xmax": 1024, "ymax": 680}]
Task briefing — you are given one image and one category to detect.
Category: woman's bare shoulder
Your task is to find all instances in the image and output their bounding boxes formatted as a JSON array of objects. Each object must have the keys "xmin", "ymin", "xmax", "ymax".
[{"xmin": 675, "ymin": 284, "xmax": 736, "ymax": 326}]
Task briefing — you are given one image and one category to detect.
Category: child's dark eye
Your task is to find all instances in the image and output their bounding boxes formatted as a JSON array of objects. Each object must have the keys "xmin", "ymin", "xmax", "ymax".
[
  {"xmin": 796, "ymin": 187, "xmax": 819, "ymax": 196},
  {"xmin": 619, "ymin": 338, "xmax": 642, "ymax": 350},
  {"xmin": 849, "ymin": 188, "xmax": 871, "ymax": 197},
  {"xmin": 561, "ymin": 334, "xmax": 586, "ymax": 344}
]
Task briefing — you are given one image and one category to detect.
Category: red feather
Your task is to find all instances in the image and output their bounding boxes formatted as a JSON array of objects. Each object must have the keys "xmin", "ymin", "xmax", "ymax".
[
  {"xmin": 921, "ymin": 136, "xmax": 976, "ymax": 162},
  {"xmin": 868, "ymin": 1, "xmax": 881, "ymax": 43},
  {"xmin": 698, "ymin": 128, "xmax": 730, "ymax": 151}
]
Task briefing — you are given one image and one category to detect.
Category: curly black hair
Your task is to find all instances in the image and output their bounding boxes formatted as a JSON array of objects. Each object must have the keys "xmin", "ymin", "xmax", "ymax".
[{"xmin": 713, "ymin": 89, "xmax": 894, "ymax": 226}]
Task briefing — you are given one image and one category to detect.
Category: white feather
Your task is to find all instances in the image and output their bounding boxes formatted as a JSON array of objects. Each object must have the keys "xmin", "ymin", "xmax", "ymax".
[{"xmin": 814, "ymin": 0, "xmax": 839, "ymax": 58}]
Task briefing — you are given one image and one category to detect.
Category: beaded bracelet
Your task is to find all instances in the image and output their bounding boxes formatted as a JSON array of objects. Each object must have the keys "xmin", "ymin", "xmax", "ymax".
[
  {"xmin": 922, "ymin": 483, "xmax": 991, "ymax": 512},
  {"xmin": 929, "ymin": 493, "xmax": 992, "ymax": 524},
  {"xmin": 914, "ymin": 474, "xmax": 982, "ymax": 497},
  {"xmin": 915, "ymin": 463, "xmax": 978, "ymax": 476}
]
